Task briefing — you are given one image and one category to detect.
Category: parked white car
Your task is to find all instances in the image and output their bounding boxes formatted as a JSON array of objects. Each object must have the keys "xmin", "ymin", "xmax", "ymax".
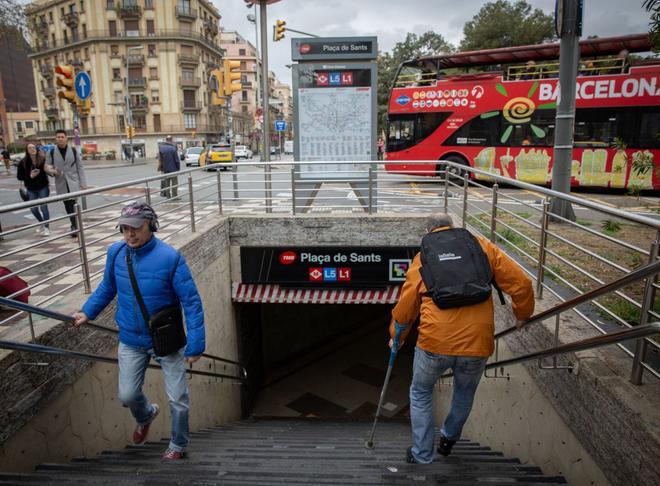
[
  {"xmin": 234, "ymin": 145, "xmax": 253, "ymax": 160},
  {"xmin": 184, "ymin": 146, "xmax": 204, "ymax": 166}
]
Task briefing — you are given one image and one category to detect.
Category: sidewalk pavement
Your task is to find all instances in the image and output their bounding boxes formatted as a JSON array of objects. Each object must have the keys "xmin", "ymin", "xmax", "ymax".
[{"xmin": 82, "ymin": 158, "xmax": 153, "ymax": 169}]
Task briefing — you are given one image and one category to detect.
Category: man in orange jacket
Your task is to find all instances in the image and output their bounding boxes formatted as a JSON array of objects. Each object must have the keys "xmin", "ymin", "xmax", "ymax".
[{"xmin": 390, "ymin": 213, "xmax": 534, "ymax": 464}]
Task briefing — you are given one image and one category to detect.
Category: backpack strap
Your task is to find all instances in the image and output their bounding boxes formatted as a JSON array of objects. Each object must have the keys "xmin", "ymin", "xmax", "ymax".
[
  {"xmin": 110, "ymin": 243, "xmax": 127, "ymax": 287},
  {"xmin": 492, "ymin": 280, "xmax": 506, "ymax": 305}
]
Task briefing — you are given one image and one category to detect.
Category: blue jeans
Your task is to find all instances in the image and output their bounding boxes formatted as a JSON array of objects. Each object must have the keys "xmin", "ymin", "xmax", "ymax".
[
  {"xmin": 409, "ymin": 346, "xmax": 487, "ymax": 463},
  {"xmin": 118, "ymin": 342, "xmax": 190, "ymax": 452},
  {"xmin": 27, "ymin": 186, "xmax": 50, "ymax": 227}
]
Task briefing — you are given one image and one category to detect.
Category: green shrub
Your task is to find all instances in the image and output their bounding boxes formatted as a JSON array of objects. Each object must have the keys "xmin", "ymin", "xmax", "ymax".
[{"xmin": 601, "ymin": 219, "xmax": 621, "ymax": 235}]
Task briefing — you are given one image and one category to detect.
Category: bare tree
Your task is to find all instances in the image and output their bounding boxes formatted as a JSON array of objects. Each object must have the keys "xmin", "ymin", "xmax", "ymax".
[{"xmin": 0, "ymin": 0, "xmax": 27, "ymax": 36}]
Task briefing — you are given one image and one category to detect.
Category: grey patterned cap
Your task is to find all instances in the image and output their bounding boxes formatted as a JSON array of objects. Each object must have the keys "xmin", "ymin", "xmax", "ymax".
[{"xmin": 118, "ymin": 202, "xmax": 158, "ymax": 229}]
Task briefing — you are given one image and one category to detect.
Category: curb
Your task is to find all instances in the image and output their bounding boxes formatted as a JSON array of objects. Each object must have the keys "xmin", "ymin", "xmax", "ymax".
[{"xmin": 85, "ymin": 161, "xmax": 151, "ymax": 170}]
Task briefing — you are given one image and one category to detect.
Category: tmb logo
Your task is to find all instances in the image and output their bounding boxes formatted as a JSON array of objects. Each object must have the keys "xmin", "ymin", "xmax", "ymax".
[
  {"xmin": 396, "ymin": 95, "xmax": 411, "ymax": 106},
  {"xmin": 299, "ymin": 43, "xmax": 311, "ymax": 54},
  {"xmin": 279, "ymin": 251, "xmax": 297, "ymax": 265}
]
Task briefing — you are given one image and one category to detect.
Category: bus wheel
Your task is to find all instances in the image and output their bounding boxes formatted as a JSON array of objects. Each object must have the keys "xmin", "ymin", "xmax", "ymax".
[{"xmin": 439, "ymin": 156, "xmax": 469, "ymax": 181}]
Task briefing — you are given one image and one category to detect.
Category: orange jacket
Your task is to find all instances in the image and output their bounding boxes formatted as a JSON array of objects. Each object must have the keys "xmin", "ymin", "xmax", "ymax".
[{"xmin": 389, "ymin": 229, "xmax": 535, "ymax": 357}]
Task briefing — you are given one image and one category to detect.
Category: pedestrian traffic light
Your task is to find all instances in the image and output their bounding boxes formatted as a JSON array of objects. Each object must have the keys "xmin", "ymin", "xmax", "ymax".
[
  {"xmin": 273, "ymin": 20, "xmax": 286, "ymax": 42},
  {"xmin": 209, "ymin": 68, "xmax": 226, "ymax": 106},
  {"xmin": 77, "ymin": 98, "xmax": 92, "ymax": 117},
  {"xmin": 55, "ymin": 64, "xmax": 77, "ymax": 104},
  {"xmin": 125, "ymin": 125, "xmax": 135, "ymax": 139},
  {"xmin": 222, "ymin": 60, "xmax": 242, "ymax": 96}
]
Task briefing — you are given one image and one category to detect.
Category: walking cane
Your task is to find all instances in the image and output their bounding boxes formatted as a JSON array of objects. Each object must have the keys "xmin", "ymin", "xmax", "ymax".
[{"xmin": 365, "ymin": 320, "xmax": 407, "ymax": 449}]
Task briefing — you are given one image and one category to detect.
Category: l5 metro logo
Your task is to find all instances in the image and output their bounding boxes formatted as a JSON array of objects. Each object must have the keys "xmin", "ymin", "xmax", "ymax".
[
  {"xmin": 396, "ymin": 95, "xmax": 411, "ymax": 106},
  {"xmin": 279, "ymin": 251, "xmax": 297, "ymax": 265}
]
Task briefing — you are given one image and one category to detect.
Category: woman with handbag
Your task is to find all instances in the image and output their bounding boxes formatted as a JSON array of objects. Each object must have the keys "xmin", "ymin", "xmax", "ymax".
[
  {"xmin": 16, "ymin": 143, "xmax": 51, "ymax": 236},
  {"xmin": 72, "ymin": 202, "xmax": 205, "ymax": 461}
]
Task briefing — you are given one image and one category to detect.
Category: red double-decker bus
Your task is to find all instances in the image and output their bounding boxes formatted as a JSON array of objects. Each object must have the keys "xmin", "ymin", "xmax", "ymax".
[{"xmin": 385, "ymin": 34, "xmax": 660, "ymax": 190}]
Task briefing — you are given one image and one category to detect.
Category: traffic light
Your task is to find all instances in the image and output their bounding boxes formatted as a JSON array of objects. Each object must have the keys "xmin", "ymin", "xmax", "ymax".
[
  {"xmin": 76, "ymin": 98, "xmax": 91, "ymax": 117},
  {"xmin": 222, "ymin": 60, "xmax": 242, "ymax": 96},
  {"xmin": 55, "ymin": 64, "xmax": 77, "ymax": 104},
  {"xmin": 273, "ymin": 20, "xmax": 286, "ymax": 42},
  {"xmin": 125, "ymin": 125, "xmax": 135, "ymax": 139},
  {"xmin": 209, "ymin": 68, "xmax": 225, "ymax": 106}
]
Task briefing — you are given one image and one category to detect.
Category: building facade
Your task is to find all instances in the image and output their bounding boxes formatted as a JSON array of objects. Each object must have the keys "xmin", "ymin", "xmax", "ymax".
[
  {"xmin": 218, "ymin": 30, "xmax": 259, "ymax": 152},
  {"xmin": 25, "ymin": 0, "xmax": 226, "ymax": 158}
]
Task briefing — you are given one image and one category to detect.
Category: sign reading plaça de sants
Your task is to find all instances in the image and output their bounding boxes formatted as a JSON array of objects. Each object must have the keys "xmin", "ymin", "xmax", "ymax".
[{"xmin": 292, "ymin": 37, "xmax": 377, "ymax": 61}]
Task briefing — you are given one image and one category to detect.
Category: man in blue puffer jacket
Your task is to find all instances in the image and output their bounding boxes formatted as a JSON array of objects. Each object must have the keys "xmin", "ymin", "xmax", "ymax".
[{"xmin": 72, "ymin": 202, "xmax": 204, "ymax": 461}]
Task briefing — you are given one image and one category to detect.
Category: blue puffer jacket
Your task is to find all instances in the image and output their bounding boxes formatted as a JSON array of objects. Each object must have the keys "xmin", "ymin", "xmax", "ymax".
[{"xmin": 82, "ymin": 237, "xmax": 205, "ymax": 357}]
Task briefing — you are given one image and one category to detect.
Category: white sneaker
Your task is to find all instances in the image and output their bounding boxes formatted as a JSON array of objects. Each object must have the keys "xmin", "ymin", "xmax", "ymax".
[
  {"xmin": 42, "ymin": 227, "xmax": 50, "ymax": 236},
  {"xmin": 35, "ymin": 227, "xmax": 42, "ymax": 235}
]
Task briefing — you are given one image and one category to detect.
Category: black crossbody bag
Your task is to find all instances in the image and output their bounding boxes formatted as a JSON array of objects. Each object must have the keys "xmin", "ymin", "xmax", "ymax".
[{"xmin": 126, "ymin": 251, "xmax": 186, "ymax": 357}]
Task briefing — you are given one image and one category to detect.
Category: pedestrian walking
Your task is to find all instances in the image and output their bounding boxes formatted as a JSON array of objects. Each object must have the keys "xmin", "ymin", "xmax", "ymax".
[
  {"xmin": 1, "ymin": 147, "xmax": 10, "ymax": 174},
  {"xmin": 72, "ymin": 202, "xmax": 205, "ymax": 460},
  {"xmin": 377, "ymin": 137, "xmax": 385, "ymax": 161},
  {"xmin": 16, "ymin": 143, "xmax": 51, "ymax": 236},
  {"xmin": 158, "ymin": 135, "xmax": 180, "ymax": 199},
  {"xmin": 44, "ymin": 130, "xmax": 87, "ymax": 236},
  {"xmin": 390, "ymin": 213, "xmax": 534, "ymax": 464}
]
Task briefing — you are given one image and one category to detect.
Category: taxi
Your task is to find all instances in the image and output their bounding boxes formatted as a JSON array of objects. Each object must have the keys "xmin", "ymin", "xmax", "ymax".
[{"xmin": 199, "ymin": 143, "xmax": 233, "ymax": 170}]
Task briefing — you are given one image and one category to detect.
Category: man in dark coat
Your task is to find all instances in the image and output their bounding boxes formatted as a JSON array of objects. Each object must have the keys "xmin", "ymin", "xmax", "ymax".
[{"xmin": 158, "ymin": 135, "xmax": 181, "ymax": 199}]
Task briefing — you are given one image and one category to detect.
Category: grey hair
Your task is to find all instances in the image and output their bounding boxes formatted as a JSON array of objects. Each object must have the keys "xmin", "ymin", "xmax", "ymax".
[{"xmin": 426, "ymin": 212, "xmax": 454, "ymax": 231}]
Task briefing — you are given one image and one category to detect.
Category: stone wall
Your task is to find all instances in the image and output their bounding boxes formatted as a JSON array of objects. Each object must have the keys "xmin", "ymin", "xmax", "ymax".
[{"xmin": 0, "ymin": 218, "xmax": 241, "ymax": 472}]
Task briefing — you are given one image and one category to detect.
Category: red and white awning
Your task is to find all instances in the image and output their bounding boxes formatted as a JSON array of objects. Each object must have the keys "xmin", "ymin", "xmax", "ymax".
[{"xmin": 232, "ymin": 283, "xmax": 401, "ymax": 304}]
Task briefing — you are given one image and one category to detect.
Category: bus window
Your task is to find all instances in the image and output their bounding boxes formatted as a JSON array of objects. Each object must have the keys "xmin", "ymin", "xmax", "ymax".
[
  {"xmin": 444, "ymin": 114, "xmax": 500, "ymax": 146},
  {"xmin": 574, "ymin": 109, "xmax": 623, "ymax": 148},
  {"xmin": 387, "ymin": 112, "xmax": 450, "ymax": 152},
  {"xmin": 636, "ymin": 108, "xmax": 660, "ymax": 149}
]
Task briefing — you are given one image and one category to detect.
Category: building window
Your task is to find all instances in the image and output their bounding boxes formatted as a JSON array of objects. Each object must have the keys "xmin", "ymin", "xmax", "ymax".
[
  {"xmin": 63, "ymin": 30, "xmax": 69, "ymax": 43},
  {"xmin": 146, "ymin": 20, "xmax": 154, "ymax": 35},
  {"xmin": 109, "ymin": 20, "xmax": 117, "ymax": 36},
  {"xmin": 149, "ymin": 67, "xmax": 158, "ymax": 79},
  {"xmin": 84, "ymin": 47, "xmax": 89, "ymax": 60},
  {"xmin": 239, "ymin": 48, "xmax": 246, "ymax": 56},
  {"xmin": 241, "ymin": 90, "xmax": 248, "ymax": 102},
  {"xmin": 91, "ymin": 116, "xmax": 96, "ymax": 133},
  {"xmin": 134, "ymin": 114, "xmax": 146, "ymax": 129},
  {"xmin": 125, "ymin": 20, "xmax": 139, "ymax": 36},
  {"xmin": 118, "ymin": 114, "xmax": 125, "ymax": 131},
  {"xmin": 79, "ymin": 0, "xmax": 85, "ymax": 13},
  {"xmin": 106, "ymin": 0, "xmax": 114, "ymax": 9},
  {"xmin": 114, "ymin": 90, "xmax": 123, "ymax": 103},
  {"xmin": 182, "ymin": 69, "xmax": 194, "ymax": 81},
  {"xmin": 148, "ymin": 44, "xmax": 156, "ymax": 57},
  {"xmin": 240, "ymin": 60, "xmax": 246, "ymax": 70},
  {"xmin": 112, "ymin": 68, "xmax": 121, "ymax": 80},
  {"xmin": 183, "ymin": 112, "xmax": 196, "ymax": 129},
  {"xmin": 151, "ymin": 90, "xmax": 159, "ymax": 103},
  {"xmin": 82, "ymin": 23, "xmax": 87, "ymax": 38},
  {"xmin": 49, "ymin": 11, "xmax": 53, "ymax": 22},
  {"xmin": 145, "ymin": 0, "xmax": 153, "ymax": 8},
  {"xmin": 153, "ymin": 114, "xmax": 161, "ymax": 131},
  {"xmin": 110, "ymin": 44, "xmax": 119, "ymax": 57},
  {"xmin": 26, "ymin": 121, "xmax": 34, "ymax": 129},
  {"xmin": 16, "ymin": 122, "xmax": 23, "ymax": 133}
]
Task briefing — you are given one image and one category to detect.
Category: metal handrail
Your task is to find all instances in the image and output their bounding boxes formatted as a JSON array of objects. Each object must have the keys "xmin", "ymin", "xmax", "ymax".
[
  {"xmin": 442, "ymin": 323, "xmax": 660, "ymax": 379},
  {"xmin": 0, "ymin": 339, "xmax": 245, "ymax": 382},
  {"xmin": 0, "ymin": 296, "xmax": 247, "ymax": 379},
  {"xmin": 496, "ymin": 260, "xmax": 660, "ymax": 339}
]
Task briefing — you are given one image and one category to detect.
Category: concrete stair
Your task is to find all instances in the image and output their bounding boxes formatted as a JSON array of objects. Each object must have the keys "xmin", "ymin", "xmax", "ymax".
[{"xmin": 0, "ymin": 420, "xmax": 566, "ymax": 485}]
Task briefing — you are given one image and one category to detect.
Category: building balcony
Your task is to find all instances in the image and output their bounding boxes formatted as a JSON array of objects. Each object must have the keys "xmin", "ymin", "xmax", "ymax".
[
  {"xmin": 175, "ymin": 5, "xmax": 197, "ymax": 21},
  {"xmin": 126, "ymin": 77, "xmax": 147, "ymax": 88},
  {"xmin": 178, "ymin": 53, "xmax": 200, "ymax": 65},
  {"xmin": 181, "ymin": 100, "xmax": 203, "ymax": 111},
  {"xmin": 203, "ymin": 19, "xmax": 218, "ymax": 36},
  {"xmin": 43, "ymin": 86, "xmax": 55, "ymax": 98},
  {"xmin": 124, "ymin": 54, "xmax": 145, "ymax": 65},
  {"xmin": 45, "ymin": 107, "xmax": 59, "ymax": 119},
  {"xmin": 35, "ymin": 19, "xmax": 49, "ymax": 34},
  {"xmin": 118, "ymin": 4, "xmax": 142, "ymax": 18},
  {"xmin": 131, "ymin": 101, "xmax": 149, "ymax": 112},
  {"xmin": 180, "ymin": 77, "xmax": 201, "ymax": 87},
  {"xmin": 39, "ymin": 63, "xmax": 53, "ymax": 78},
  {"xmin": 63, "ymin": 11, "xmax": 79, "ymax": 28}
]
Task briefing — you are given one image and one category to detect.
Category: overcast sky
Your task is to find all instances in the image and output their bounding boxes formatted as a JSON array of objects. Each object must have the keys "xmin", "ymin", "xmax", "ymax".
[{"xmin": 214, "ymin": 0, "xmax": 653, "ymax": 86}]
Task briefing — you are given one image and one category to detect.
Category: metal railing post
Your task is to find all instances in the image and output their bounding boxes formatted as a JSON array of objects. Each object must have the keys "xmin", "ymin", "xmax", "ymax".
[
  {"xmin": 368, "ymin": 166, "xmax": 374, "ymax": 215},
  {"xmin": 490, "ymin": 183, "xmax": 498, "ymax": 242},
  {"xmin": 443, "ymin": 162, "xmax": 449, "ymax": 213},
  {"xmin": 216, "ymin": 171, "xmax": 223, "ymax": 215},
  {"xmin": 28, "ymin": 312, "xmax": 36, "ymax": 343},
  {"xmin": 536, "ymin": 198, "xmax": 550, "ymax": 297},
  {"xmin": 461, "ymin": 172, "xmax": 469, "ymax": 228},
  {"xmin": 232, "ymin": 164, "xmax": 239, "ymax": 200},
  {"xmin": 630, "ymin": 237, "xmax": 659, "ymax": 384},
  {"xmin": 188, "ymin": 175, "xmax": 196, "ymax": 232},
  {"xmin": 74, "ymin": 203, "xmax": 91, "ymax": 293},
  {"xmin": 144, "ymin": 181, "xmax": 151, "ymax": 206},
  {"xmin": 291, "ymin": 165, "xmax": 297, "ymax": 215}
]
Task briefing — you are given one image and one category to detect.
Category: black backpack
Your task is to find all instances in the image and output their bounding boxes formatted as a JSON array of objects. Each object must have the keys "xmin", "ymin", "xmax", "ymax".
[{"xmin": 419, "ymin": 228, "xmax": 505, "ymax": 309}]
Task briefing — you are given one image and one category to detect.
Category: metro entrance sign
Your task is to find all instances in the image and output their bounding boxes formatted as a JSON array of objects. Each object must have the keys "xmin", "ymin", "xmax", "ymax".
[{"xmin": 275, "ymin": 119, "xmax": 286, "ymax": 132}]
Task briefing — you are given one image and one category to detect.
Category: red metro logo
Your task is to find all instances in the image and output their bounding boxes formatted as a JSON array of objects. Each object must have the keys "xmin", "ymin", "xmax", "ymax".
[
  {"xmin": 279, "ymin": 251, "xmax": 297, "ymax": 265},
  {"xmin": 299, "ymin": 43, "xmax": 311, "ymax": 54}
]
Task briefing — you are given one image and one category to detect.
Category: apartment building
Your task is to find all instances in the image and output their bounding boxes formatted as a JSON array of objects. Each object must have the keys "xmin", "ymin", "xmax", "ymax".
[
  {"xmin": 218, "ymin": 30, "xmax": 259, "ymax": 151},
  {"xmin": 25, "ymin": 0, "xmax": 225, "ymax": 158}
]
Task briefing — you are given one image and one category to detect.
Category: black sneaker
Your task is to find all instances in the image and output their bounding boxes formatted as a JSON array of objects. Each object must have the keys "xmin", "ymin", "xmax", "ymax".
[
  {"xmin": 406, "ymin": 446, "xmax": 419, "ymax": 464},
  {"xmin": 437, "ymin": 435, "xmax": 456, "ymax": 457}
]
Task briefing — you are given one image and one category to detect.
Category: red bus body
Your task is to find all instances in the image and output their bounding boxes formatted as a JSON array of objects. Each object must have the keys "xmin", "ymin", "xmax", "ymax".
[{"xmin": 385, "ymin": 65, "xmax": 660, "ymax": 190}]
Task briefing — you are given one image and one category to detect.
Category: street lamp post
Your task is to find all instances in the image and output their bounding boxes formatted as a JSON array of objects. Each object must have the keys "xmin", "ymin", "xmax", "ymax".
[
  {"xmin": 125, "ymin": 45, "xmax": 143, "ymax": 164},
  {"xmin": 247, "ymin": 11, "xmax": 262, "ymax": 157}
]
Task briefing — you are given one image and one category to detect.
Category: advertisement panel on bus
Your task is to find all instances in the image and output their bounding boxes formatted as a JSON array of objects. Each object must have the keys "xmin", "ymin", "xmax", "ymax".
[{"xmin": 385, "ymin": 66, "xmax": 660, "ymax": 190}]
